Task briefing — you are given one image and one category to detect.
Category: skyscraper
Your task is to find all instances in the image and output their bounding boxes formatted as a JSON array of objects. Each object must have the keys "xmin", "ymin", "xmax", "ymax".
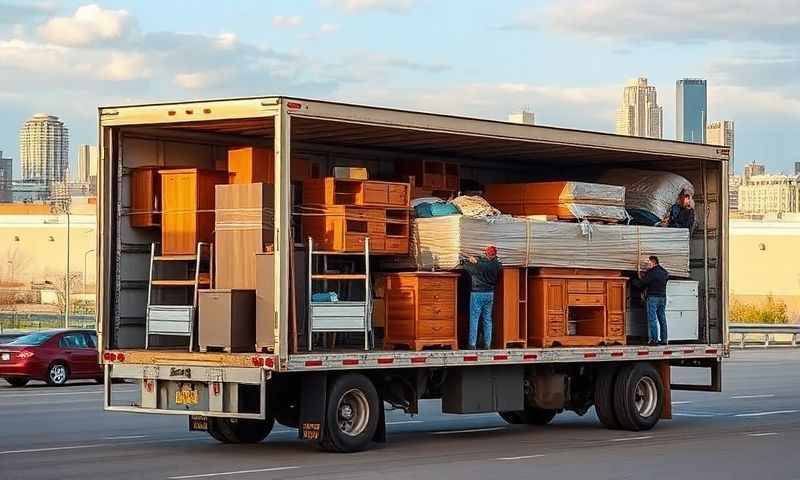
[
  {"xmin": 19, "ymin": 114, "xmax": 69, "ymax": 187},
  {"xmin": 615, "ymin": 77, "xmax": 663, "ymax": 139},
  {"xmin": 676, "ymin": 79, "xmax": 707, "ymax": 143},
  {"xmin": 0, "ymin": 151, "xmax": 12, "ymax": 203},
  {"xmin": 78, "ymin": 144, "xmax": 98, "ymax": 189},
  {"xmin": 706, "ymin": 120, "xmax": 735, "ymax": 173},
  {"xmin": 795, "ymin": 162, "xmax": 800, "ymax": 176},
  {"xmin": 508, "ymin": 110, "xmax": 535, "ymax": 125},
  {"xmin": 743, "ymin": 162, "xmax": 765, "ymax": 180}
]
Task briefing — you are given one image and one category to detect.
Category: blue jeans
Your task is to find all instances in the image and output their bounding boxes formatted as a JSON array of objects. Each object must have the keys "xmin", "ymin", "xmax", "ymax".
[
  {"xmin": 469, "ymin": 291, "xmax": 494, "ymax": 349},
  {"xmin": 646, "ymin": 296, "xmax": 668, "ymax": 343}
]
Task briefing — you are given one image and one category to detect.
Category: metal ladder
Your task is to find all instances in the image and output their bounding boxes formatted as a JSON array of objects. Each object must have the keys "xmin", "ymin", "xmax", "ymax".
[
  {"xmin": 307, "ymin": 237, "xmax": 372, "ymax": 351},
  {"xmin": 145, "ymin": 242, "xmax": 212, "ymax": 351}
]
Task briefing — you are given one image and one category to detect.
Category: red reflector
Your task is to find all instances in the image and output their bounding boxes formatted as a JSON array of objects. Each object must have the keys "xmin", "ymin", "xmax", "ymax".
[
  {"xmin": 251, "ymin": 356, "xmax": 264, "ymax": 366},
  {"xmin": 116, "ymin": 353, "xmax": 125, "ymax": 362},
  {"xmin": 286, "ymin": 101, "xmax": 302, "ymax": 109},
  {"xmin": 463, "ymin": 355, "xmax": 478, "ymax": 362},
  {"xmin": 523, "ymin": 354, "xmax": 538, "ymax": 360},
  {"xmin": 264, "ymin": 357, "xmax": 274, "ymax": 368},
  {"xmin": 637, "ymin": 351, "xmax": 650, "ymax": 356},
  {"xmin": 411, "ymin": 356, "xmax": 426, "ymax": 364},
  {"xmin": 705, "ymin": 349, "xmax": 718, "ymax": 355},
  {"xmin": 662, "ymin": 350, "xmax": 673, "ymax": 356},
  {"xmin": 683, "ymin": 349, "xmax": 695, "ymax": 354},
  {"xmin": 611, "ymin": 351, "xmax": 624, "ymax": 357},
  {"xmin": 584, "ymin": 352, "xmax": 597, "ymax": 359},
  {"xmin": 342, "ymin": 359, "xmax": 359, "ymax": 366},
  {"xmin": 102, "ymin": 352, "xmax": 113, "ymax": 361},
  {"xmin": 305, "ymin": 360, "xmax": 323, "ymax": 367},
  {"xmin": 493, "ymin": 354, "xmax": 508, "ymax": 361},
  {"xmin": 212, "ymin": 382, "xmax": 220, "ymax": 395},
  {"xmin": 377, "ymin": 357, "xmax": 394, "ymax": 365}
]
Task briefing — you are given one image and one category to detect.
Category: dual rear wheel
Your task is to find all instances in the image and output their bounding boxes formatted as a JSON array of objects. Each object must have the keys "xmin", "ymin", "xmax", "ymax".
[{"xmin": 594, "ymin": 362, "xmax": 664, "ymax": 431}]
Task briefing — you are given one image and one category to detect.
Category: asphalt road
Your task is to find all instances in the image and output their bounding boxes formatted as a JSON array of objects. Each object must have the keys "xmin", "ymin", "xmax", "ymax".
[{"xmin": 1, "ymin": 350, "xmax": 799, "ymax": 480}]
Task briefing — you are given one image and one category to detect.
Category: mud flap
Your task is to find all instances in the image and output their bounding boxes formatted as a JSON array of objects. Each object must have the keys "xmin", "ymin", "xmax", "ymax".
[
  {"xmin": 299, "ymin": 373, "xmax": 327, "ymax": 441},
  {"xmin": 372, "ymin": 396, "xmax": 386, "ymax": 443}
]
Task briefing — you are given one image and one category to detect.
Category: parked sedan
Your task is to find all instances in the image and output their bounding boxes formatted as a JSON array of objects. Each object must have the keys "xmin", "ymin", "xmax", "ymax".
[
  {"xmin": 0, "ymin": 329, "xmax": 102, "ymax": 387},
  {"xmin": 0, "ymin": 332, "xmax": 25, "ymax": 344}
]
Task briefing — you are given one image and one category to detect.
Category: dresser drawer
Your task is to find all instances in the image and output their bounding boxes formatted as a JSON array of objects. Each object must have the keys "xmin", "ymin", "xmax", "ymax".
[
  {"xmin": 420, "ymin": 289, "xmax": 455, "ymax": 304},
  {"xmin": 368, "ymin": 221, "xmax": 385, "ymax": 235},
  {"xmin": 384, "ymin": 236, "xmax": 408, "ymax": 254},
  {"xmin": 568, "ymin": 294, "xmax": 604, "ymax": 306},
  {"xmin": 363, "ymin": 182, "xmax": 388, "ymax": 205},
  {"xmin": 548, "ymin": 315, "xmax": 564, "ymax": 337},
  {"xmin": 388, "ymin": 184, "xmax": 408, "ymax": 206},
  {"xmin": 345, "ymin": 233, "xmax": 366, "ymax": 251},
  {"xmin": 607, "ymin": 324, "xmax": 624, "ymax": 337},
  {"xmin": 420, "ymin": 303, "xmax": 456, "ymax": 320},
  {"xmin": 419, "ymin": 276, "xmax": 456, "ymax": 291},
  {"xmin": 587, "ymin": 280, "xmax": 605, "ymax": 293},
  {"xmin": 567, "ymin": 280, "xmax": 587, "ymax": 293},
  {"xmin": 368, "ymin": 236, "xmax": 385, "ymax": 252},
  {"xmin": 418, "ymin": 318, "xmax": 455, "ymax": 338},
  {"xmin": 346, "ymin": 208, "xmax": 384, "ymax": 221}
]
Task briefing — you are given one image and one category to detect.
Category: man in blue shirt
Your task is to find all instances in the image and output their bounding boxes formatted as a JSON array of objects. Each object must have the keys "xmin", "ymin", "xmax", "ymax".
[{"xmin": 462, "ymin": 245, "xmax": 502, "ymax": 350}]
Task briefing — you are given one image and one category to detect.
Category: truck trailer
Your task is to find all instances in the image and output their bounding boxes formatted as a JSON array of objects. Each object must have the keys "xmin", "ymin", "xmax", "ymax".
[{"xmin": 98, "ymin": 96, "xmax": 729, "ymax": 453}]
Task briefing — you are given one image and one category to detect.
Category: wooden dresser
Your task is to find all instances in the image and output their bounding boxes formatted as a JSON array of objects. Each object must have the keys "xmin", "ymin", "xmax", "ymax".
[
  {"xmin": 384, "ymin": 272, "xmax": 459, "ymax": 351},
  {"xmin": 528, "ymin": 268, "xmax": 626, "ymax": 347}
]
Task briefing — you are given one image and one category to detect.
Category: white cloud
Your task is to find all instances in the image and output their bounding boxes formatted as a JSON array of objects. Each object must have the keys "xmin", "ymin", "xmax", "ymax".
[
  {"xmin": 321, "ymin": 0, "xmax": 415, "ymax": 14},
  {"xmin": 214, "ymin": 32, "xmax": 237, "ymax": 50},
  {"xmin": 320, "ymin": 23, "xmax": 339, "ymax": 34},
  {"xmin": 100, "ymin": 52, "xmax": 150, "ymax": 81},
  {"xmin": 38, "ymin": 4, "xmax": 133, "ymax": 47},
  {"xmin": 272, "ymin": 15, "xmax": 303, "ymax": 28},
  {"xmin": 174, "ymin": 71, "xmax": 222, "ymax": 89},
  {"xmin": 509, "ymin": 0, "xmax": 800, "ymax": 44}
]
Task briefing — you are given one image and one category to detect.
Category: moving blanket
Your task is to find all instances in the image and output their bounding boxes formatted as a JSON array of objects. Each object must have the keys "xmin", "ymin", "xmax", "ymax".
[
  {"xmin": 410, "ymin": 215, "xmax": 690, "ymax": 277},
  {"xmin": 595, "ymin": 169, "xmax": 694, "ymax": 225}
]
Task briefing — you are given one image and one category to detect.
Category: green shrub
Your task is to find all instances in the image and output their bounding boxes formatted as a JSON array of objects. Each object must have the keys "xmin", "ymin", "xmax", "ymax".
[{"xmin": 730, "ymin": 295, "xmax": 789, "ymax": 324}]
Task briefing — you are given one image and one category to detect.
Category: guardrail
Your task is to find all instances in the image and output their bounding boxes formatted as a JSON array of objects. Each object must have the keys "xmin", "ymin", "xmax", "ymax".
[
  {"xmin": 729, "ymin": 323, "xmax": 800, "ymax": 348},
  {"xmin": 0, "ymin": 312, "xmax": 96, "ymax": 333}
]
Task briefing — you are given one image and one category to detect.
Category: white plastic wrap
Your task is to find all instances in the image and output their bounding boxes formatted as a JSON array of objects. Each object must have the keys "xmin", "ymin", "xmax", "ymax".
[
  {"xmin": 595, "ymin": 169, "xmax": 694, "ymax": 224},
  {"xmin": 408, "ymin": 215, "xmax": 690, "ymax": 277}
]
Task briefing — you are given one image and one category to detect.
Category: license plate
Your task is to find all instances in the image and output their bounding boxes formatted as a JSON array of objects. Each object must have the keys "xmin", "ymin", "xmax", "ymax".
[
  {"xmin": 1, "ymin": 353, "xmax": 9, "ymax": 361},
  {"xmin": 189, "ymin": 415, "xmax": 209, "ymax": 431},
  {"xmin": 175, "ymin": 384, "xmax": 199, "ymax": 405}
]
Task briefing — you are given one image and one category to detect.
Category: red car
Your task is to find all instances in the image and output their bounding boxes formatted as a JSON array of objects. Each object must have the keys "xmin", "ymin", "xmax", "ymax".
[{"xmin": 0, "ymin": 329, "xmax": 102, "ymax": 387}]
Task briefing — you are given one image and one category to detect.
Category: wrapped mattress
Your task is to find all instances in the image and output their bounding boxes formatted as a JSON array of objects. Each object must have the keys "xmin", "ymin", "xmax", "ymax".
[
  {"xmin": 595, "ymin": 169, "xmax": 694, "ymax": 225},
  {"xmin": 483, "ymin": 181, "xmax": 629, "ymax": 223},
  {"xmin": 409, "ymin": 215, "xmax": 690, "ymax": 277}
]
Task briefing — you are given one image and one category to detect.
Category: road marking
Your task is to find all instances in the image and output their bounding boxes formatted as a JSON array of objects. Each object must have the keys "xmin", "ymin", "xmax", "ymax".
[
  {"xmin": 0, "ymin": 436, "xmax": 200, "ymax": 456},
  {"xmin": 0, "ymin": 444, "xmax": 99, "ymax": 455},
  {"xmin": 0, "ymin": 389, "xmax": 137, "ymax": 398},
  {"xmin": 746, "ymin": 432, "xmax": 779, "ymax": 437},
  {"xmin": 673, "ymin": 412, "xmax": 716, "ymax": 417},
  {"xmin": 387, "ymin": 420, "xmax": 424, "ymax": 425},
  {"xmin": 168, "ymin": 466, "xmax": 300, "ymax": 479},
  {"xmin": 731, "ymin": 394, "xmax": 775, "ymax": 400},
  {"xmin": 432, "ymin": 427, "xmax": 505, "ymax": 435},
  {"xmin": 103, "ymin": 435, "xmax": 149, "ymax": 440},
  {"xmin": 609, "ymin": 435, "xmax": 653, "ymax": 442},
  {"xmin": 734, "ymin": 410, "xmax": 799, "ymax": 418},
  {"xmin": 496, "ymin": 454, "xmax": 546, "ymax": 461},
  {"xmin": 671, "ymin": 401, "xmax": 693, "ymax": 405}
]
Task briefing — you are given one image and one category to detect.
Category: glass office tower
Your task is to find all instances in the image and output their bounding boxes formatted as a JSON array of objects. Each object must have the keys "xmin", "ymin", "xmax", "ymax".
[{"xmin": 676, "ymin": 79, "xmax": 707, "ymax": 143}]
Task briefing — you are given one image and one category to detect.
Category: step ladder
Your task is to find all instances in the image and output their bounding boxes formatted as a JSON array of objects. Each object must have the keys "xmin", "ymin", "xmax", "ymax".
[
  {"xmin": 307, "ymin": 237, "xmax": 372, "ymax": 351},
  {"xmin": 145, "ymin": 242, "xmax": 213, "ymax": 351}
]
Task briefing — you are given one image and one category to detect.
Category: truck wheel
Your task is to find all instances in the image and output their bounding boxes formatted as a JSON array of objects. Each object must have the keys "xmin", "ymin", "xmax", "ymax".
[
  {"xmin": 613, "ymin": 363, "xmax": 663, "ymax": 431},
  {"xmin": 594, "ymin": 367, "xmax": 620, "ymax": 429},
  {"xmin": 207, "ymin": 417, "xmax": 274, "ymax": 444},
  {"xmin": 499, "ymin": 406, "xmax": 557, "ymax": 425},
  {"xmin": 322, "ymin": 374, "xmax": 380, "ymax": 453}
]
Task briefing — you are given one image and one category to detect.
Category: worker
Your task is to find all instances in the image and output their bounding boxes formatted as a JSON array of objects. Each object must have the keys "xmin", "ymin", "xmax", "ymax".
[
  {"xmin": 664, "ymin": 190, "xmax": 695, "ymax": 230},
  {"xmin": 632, "ymin": 255, "xmax": 669, "ymax": 345},
  {"xmin": 462, "ymin": 245, "xmax": 502, "ymax": 350}
]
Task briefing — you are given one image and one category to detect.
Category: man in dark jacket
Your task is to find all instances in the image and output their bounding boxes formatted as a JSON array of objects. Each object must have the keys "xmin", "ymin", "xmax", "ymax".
[
  {"xmin": 463, "ymin": 245, "xmax": 502, "ymax": 349},
  {"xmin": 666, "ymin": 190, "xmax": 695, "ymax": 230},
  {"xmin": 632, "ymin": 255, "xmax": 669, "ymax": 345}
]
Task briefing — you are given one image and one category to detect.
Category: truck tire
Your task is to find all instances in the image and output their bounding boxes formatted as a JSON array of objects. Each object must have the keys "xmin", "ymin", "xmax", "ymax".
[
  {"xmin": 207, "ymin": 417, "xmax": 274, "ymax": 444},
  {"xmin": 499, "ymin": 406, "xmax": 557, "ymax": 425},
  {"xmin": 321, "ymin": 374, "xmax": 380, "ymax": 453},
  {"xmin": 594, "ymin": 367, "xmax": 620, "ymax": 429},
  {"xmin": 613, "ymin": 363, "xmax": 664, "ymax": 432}
]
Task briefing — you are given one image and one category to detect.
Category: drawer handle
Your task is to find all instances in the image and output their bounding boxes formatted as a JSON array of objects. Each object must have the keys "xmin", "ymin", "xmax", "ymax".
[{"xmin": 431, "ymin": 325, "xmax": 442, "ymax": 332}]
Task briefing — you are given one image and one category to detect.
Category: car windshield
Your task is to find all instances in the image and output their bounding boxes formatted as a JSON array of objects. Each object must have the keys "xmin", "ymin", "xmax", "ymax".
[{"xmin": 6, "ymin": 332, "xmax": 54, "ymax": 346}]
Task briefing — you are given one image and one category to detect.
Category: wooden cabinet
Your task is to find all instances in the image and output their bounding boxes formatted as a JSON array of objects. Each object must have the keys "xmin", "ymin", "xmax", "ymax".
[
  {"xmin": 397, "ymin": 159, "xmax": 459, "ymax": 192},
  {"xmin": 302, "ymin": 178, "xmax": 409, "ymax": 207},
  {"xmin": 129, "ymin": 167, "xmax": 161, "ymax": 228},
  {"xmin": 301, "ymin": 206, "xmax": 409, "ymax": 255},
  {"xmin": 528, "ymin": 268, "xmax": 626, "ymax": 347},
  {"xmin": 493, "ymin": 268, "xmax": 528, "ymax": 348},
  {"xmin": 384, "ymin": 272, "xmax": 459, "ymax": 351},
  {"xmin": 160, "ymin": 169, "xmax": 230, "ymax": 255},
  {"xmin": 228, "ymin": 147, "xmax": 274, "ymax": 184}
]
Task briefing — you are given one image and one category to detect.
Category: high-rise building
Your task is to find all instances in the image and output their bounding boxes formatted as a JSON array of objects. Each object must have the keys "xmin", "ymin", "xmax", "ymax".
[
  {"xmin": 78, "ymin": 144, "xmax": 98, "ymax": 189},
  {"xmin": 738, "ymin": 175, "xmax": 800, "ymax": 214},
  {"xmin": 0, "ymin": 151, "xmax": 12, "ymax": 203},
  {"xmin": 728, "ymin": 175, "xmax": 741, "ymax": 212},
  {"xmin": 508, "ymin": 110, "xmax": 535, "ymax": 125},
  {"xmin": 744, "ymin": 162, "xmax": 766, "ymax": 180},
  {"xmin": 615, "ymin": 77, "xmax": 663, "ymax": 139},
  {"xmin": 676, "ymin": 78, "xmax": 707, "ymax": 143},
  {"xmin": 19, "ymin": 114, "xmax": 69, "ymax": 187},
  {"xmin": 795, "ymin": 162, "xmax": 800, "ymax": 176},
  {"xmin": 707, "ymin": 120, "xmax": 735, "ymax": 173}
]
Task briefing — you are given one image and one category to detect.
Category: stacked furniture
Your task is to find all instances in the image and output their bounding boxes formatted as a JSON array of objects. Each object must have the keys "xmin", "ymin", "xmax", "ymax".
[
  {"xmin": 528, "ymin": 268, "xmax": 625, "ymax": 348},
  {"xmin": 384, "ymin": 272, "xmax": 459, "ymax": 351},
  {"xmin": 301, "ymin": 177, "xmax": 411, "ymax": 254},
  {"xmin": 397, "ymin": 159, "xmax": 459, "ymax": 195}
]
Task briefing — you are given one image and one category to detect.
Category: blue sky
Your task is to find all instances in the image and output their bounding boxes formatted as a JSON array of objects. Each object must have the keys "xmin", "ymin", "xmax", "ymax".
[{"xmin": 1, "ymin": 0, "xmax": 799, "ymax": 176}]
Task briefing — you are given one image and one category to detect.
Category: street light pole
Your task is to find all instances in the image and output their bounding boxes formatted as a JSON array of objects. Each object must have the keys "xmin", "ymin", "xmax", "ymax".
[{"xmin": 65, "ymin": 209, "xmax": 70, "ymax": 328}]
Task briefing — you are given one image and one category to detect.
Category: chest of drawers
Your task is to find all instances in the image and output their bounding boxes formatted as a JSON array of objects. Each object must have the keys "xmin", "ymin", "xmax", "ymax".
[{"xmin": 384, "ymin": 272, "xmax": 459, "ymax": 351}]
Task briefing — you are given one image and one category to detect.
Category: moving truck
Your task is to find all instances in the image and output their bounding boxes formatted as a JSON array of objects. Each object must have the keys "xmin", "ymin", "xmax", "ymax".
[{"xmin": 98, "ymin": 97, "xmax": 729, "ymax": 452}]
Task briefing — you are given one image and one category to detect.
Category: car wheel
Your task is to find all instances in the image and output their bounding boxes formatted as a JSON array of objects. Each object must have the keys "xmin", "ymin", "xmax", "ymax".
[
  {"xmin": 321, "ymin": 374, "xmax": 380, "ymax": 453},
  {"xmin": 207, "ymin": 417, "xmax": 274, "ymax": 444},
  {"xmin": 47, "ymin": 362, "xmax": 69, "ymax": 386},
  {"xmin": 613, "ymin": 363, "xmax": 664, "ymax": 431},
  {"xmin": 594, "ymin": 367, "xmax": 621, "ymax": 429},
  {"xmin": 5, "ymin": 377, "xmax": 30, "ymax": 388}
]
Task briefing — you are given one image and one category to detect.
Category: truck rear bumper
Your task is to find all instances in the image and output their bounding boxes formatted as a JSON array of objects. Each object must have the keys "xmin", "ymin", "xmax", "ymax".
[{"xmin": 103, "ymin": 364, "xmax": 268, "ymax": 420}]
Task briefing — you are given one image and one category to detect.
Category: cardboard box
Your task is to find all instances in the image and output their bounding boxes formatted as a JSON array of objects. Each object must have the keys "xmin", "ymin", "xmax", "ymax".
[
  {"xmin": 255, "ymin": 253, "xmax": 275, "ymax": 352},
  {"xmin": 215, "ymin": 183, "xmax": 274, "ymax": 289},
  {"xmin": 198, "ymin": 289, "xmax": 256, "ymax": 352}
]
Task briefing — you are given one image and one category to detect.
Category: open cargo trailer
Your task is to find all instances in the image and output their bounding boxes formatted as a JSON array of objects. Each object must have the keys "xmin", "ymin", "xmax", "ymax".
[{"xmin": 98, "ymin": 97, "xmax": 729, "ymax": 452}]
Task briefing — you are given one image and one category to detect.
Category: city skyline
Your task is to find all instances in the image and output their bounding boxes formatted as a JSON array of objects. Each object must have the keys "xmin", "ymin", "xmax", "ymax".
[
  {"xmin": 676, "ymin": 78, "xmax": 708, "ymax": 143},
  {"xmin": 615, "ymin": 77, "xmax": 663, "ymax": 139}
]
